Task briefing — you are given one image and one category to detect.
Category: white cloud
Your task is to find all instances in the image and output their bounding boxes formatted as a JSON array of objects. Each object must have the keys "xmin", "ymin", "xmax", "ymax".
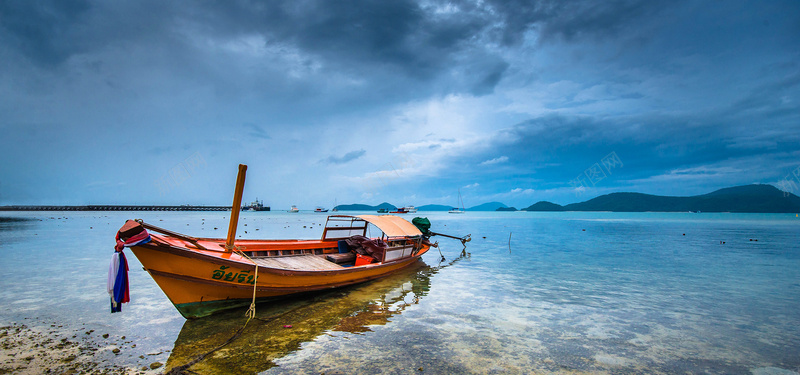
[
  {"xmin": 473, "ymin": 187, "xmax": 538, "ymax": 206},
  {"xmin": 464, "ymin": 183, "xmax": 480, "ymax": 189},
  {"xmin": 375, "ymin": 95, "xmax": 506, "ymax": 182},
  {"xmin": 509, "ymin": 188, "xmax": 535, "ymax": 195},
  {"xmin": 632, "ymin": 165, "xmax": 743, "ymax": 185},
  {"xmin": 480, "ymin": 156, "xmax": 509, "ymax": 165}
]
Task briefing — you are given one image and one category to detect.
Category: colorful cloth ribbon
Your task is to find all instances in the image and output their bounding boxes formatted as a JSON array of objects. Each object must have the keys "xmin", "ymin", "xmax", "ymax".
[
  {"xmin": 108, "ymin": 251, "xmax": 130, "ymax": 312},
  {"xmin": 108, "ymin": 222, "xmax": 150, "ymax": 313},
  {"xmin": 114, "ymin": 229, "xmax": 151, "ymax": 252}
]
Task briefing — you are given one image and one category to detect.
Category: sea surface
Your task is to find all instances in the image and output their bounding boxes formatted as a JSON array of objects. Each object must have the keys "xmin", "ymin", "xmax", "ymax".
[{"xmin": 0, "ymin": 211, "xmax": 798, "ymax": 374}]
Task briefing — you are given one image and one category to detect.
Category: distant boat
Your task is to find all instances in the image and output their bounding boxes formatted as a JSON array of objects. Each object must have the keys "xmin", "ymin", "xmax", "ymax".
[
  {"xmin": 390, "ymin": 208, "xmax": 408, "ymax": 214},
  {"xmin": 288, "ymin": 205, "xmax": 299, "ymax": 213},
  {"xmin": 243, "ymin": 198, "xmax": 270, "ymax": 212},
  {"xmin": 332, "ymin": 199, "xmax": 338, "ymax": 212},
  {"xmin": 315, "ymin": 207, "xmax": 329, "ymax": 213},
  {"xmin": 377, "ymin": 208, "xmax": 389, "ymax": 213},
  {"xmin": 448, "ymin": 189, "xmax": 466, "ymax": 214},
  {"xmin": 402, "ymin": 206, "xmax": 418, "ymax": 213}
]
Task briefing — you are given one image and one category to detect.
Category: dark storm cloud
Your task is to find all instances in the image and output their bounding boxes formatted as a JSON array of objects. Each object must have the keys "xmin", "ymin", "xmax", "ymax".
[
  {"xmin": 731, "ymin": 70, "xmax": 800, "ymax": 115},
  {"xmin": 533, "ymin": 0, "xmax": 662, "ymax": 43},
  {"xmin": 467, "ymin": 59, "xmax": 510, "ymax": 96},
  {"xmin": 0, "ymin": 0, "xmax": 184, "ymax": 67},
  {"xmin": 0, "ymin": 0, "xmax": 91, "ymax": 66},
  {"xmin": 186, "ymin": 0, "xmax": 503, "ymax": 86},
  {"xmin": 0, "ymin": 0, "xmax": 482, "ymax": 86},
  {"xmin": 2, "ymin": 0, "xmax": 798, "ymax": 205},
  {"xmin": 477, "ymin": 0, "xmax": 665, "ymax": 45},
  {"xmin": 0, "ymin": 0, "xmax": 672, "ymax": 97},
  {"xmin": 483, "ymin": 108, "xmax": 800, "ymax": 195}
]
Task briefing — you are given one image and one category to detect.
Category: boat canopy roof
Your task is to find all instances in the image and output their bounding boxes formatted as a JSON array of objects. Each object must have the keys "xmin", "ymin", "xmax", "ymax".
[
  {"xmin": 323, "ymin": 215, "xmax": 422, "ymax": 240},
  {"xmin": 356, "ymin": 215, "xmax": 423, "ymax": 237}
]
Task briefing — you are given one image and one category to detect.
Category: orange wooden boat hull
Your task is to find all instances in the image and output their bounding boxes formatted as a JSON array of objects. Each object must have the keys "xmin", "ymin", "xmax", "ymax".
[{"xmin": 130, "ymin": 233, "xmax": 429, "ymax": 318}]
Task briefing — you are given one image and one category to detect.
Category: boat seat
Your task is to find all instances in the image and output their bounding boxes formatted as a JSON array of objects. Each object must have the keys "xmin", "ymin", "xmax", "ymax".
[
  {"xmin": 326, "ymin": 252, "xmax": 356, "ymax": 264},
  {"xmin": 345, "ymin": 235, "xmax": 387, "ymax": 261}
]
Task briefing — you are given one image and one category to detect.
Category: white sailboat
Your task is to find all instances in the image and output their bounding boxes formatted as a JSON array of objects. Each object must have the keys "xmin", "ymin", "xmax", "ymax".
[{"xmin": 448, "ymin": 189, "xmax": 466, "ymax": 214}]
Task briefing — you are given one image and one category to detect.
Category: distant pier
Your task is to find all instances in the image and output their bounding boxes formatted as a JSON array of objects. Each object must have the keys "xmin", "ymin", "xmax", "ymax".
[{"xmin": 0, "ymin": 205, "xmax": 233, "ymax": 212}]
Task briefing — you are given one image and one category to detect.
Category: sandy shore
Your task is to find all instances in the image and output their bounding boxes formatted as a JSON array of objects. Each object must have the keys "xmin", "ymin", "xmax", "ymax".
[{"xmin": 0, "ymin": 321, "xmax": 166, "ymax": 374}]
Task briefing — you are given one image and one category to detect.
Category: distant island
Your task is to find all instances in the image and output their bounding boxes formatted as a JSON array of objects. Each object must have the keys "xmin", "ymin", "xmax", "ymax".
[
  {"xmin": 468, "ymin": 202, "xmax": 508, "ymax": 211},
  {"xmin": 417, "ymin": 202, "xmax": 509, "ymax": 211},
  {"xmin": 334, "ymin": 201, "xmax": 511, "ymax": 212},
  {"xmin": 523, "ymin": 184, "xmax": 800, "ymax": 213},
  {"xmin": 7, "ymin": 185, "xmax": 792, "ymax": 214},
  {"xmin": 333, "ymin": 185, "xmax": 800, "ymax": 214},
  {"xmin": 334, "ymin": 202, "xmax": 396, "ymax": 211},
  {"xmin": 523, "ymin": 201, "xmax": 565, "ymax": 211},
  {"xmin": 415, "ymin": 204, "xmax": 454, "ymax": 211},
  {"xmin": 496, "ymin": 207, "xmax": 518, "ymax": 212}
]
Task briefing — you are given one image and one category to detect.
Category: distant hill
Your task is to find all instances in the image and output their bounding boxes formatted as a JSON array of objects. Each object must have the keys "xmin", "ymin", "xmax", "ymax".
[
  {"xmin": 523, "ymin": 184, "xmax": 800, "ymax": 213},
  {"xmin": 496, "ymin": 207, "xmax": 518, "ymax": 211},
  {"xmin": 334, "ymin": 202, "xmax": 396, "ymax": 211},
  {"xmin": 525, "ymin": 201, "xmax": 565, "ymax": 211},
  {"xmin": 468, "ymin": 202, "xmax": 508, "ymax": 211},
  {"xmin": 334, "ymin": 202, "xmax": 511, "ymax": 211},
  {"xmin": 417, "ymin": 204, "xmax": 455, "ymax": 211}
]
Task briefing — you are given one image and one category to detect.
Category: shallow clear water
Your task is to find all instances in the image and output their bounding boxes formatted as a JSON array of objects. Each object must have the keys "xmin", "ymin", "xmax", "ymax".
[{"xmin": 0, "ymin": 211, "xmax": 798, "ymax": 374}]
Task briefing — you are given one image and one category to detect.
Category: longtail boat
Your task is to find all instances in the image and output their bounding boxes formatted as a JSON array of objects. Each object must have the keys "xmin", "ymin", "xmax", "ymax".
[
  {"xmin": 113, "ymin": 165, "xmax": 436, "ymax": 319},
  {"xmin": 118, "ymin": 214, "xmax": 432, "ymax": 318}
]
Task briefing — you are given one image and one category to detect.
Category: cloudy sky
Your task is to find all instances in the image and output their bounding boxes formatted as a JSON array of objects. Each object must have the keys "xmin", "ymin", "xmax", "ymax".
[{"xmin": 1, "ymin": 0, "xmax": 799, "ymax": 209}]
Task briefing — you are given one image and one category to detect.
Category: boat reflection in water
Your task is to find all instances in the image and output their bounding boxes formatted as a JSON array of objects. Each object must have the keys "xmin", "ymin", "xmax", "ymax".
[{"xmin": 165, "ymin": 258, "xmax": 453, "ymax": 374}]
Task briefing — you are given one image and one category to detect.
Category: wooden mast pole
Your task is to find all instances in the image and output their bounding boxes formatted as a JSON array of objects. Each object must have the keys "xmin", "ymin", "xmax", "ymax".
[{"xmin": 225, "ymin": 164, "xmax": 247, "ymax": 251}]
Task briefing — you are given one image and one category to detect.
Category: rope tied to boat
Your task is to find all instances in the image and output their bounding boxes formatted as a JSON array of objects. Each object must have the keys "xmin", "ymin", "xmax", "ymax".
[
  {"xmin": 164, "ymin": 240, "xmax": 260, "ymax": 375},
  {"xmin": 244, "ymin": 264, "xmax": 258, "ymax": 322},
  {"xmin": 231, "ymin": 247, "xmax": 259, "ymax": 325}
]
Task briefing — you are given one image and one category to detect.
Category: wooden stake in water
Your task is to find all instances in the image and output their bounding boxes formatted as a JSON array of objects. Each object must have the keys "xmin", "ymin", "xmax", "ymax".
[{"xmin": 226, "ymin": 164, "xmax": 247, "ymax": 251}]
